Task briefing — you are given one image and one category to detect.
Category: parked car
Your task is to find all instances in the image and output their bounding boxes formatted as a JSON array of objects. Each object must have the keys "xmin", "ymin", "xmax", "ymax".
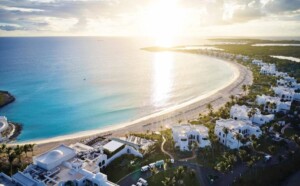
[
  {"xmin": 155, "ymin": 160, "xmax": 164, "ymax": 168},
  {"xmin": 138, "ymin": 178, "xmax": 148, "ymax": 186},
  {"xmin": 149, "ymin": 163, "xmax": 155, "ymax": 168},
  {"xmin": 141, "ymin": 165, "xmax": 149, "ymax": 172}
]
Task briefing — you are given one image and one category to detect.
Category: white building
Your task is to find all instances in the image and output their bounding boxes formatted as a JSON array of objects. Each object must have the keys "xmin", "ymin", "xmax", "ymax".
[
  {"xmin": 172, "ymin": 124, "xmax": 211, "ymax": 151},
  {"xmin": 272, "ymin": 86, "xmax": 295, "ymax": 101},
  {"xmin": 230, "ymin": 104, "xmax": 274, "ymax": 126},
  {"xmin": 1, "ymin": 140, "xmax": 144, "ymax": 186},
  {"xmin": 230, "ymin": 104, "xmax": 250, "ymax": 121},
  {"xmin": 215, "ymin": 119, "xmax": 262, "ymax": 149},
  {"xmin": 252, "ymin": 113, "xmax": 275, "ymax": 126},
  {"xmin": 0, "ymin": 116, "xmax": 8, "ymax": 141},
  {"xmin": 275, "ymin": 71, "xmax": 289, "ymax": 78},
  {"xmin": 252, "ymin": 59, "xmax": 264, "ymax": 66},
  {"xmin": 260, "ymin": 64, "xmax": 276, "ymax": 75},
  {"xmin": 256, "ymin": 95, "xmax": 291, "ymax": 113}
]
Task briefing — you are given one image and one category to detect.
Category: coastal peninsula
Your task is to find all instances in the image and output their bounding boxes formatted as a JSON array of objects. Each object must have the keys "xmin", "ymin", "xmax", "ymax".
[
  {"xmin": 0, "ymin": 90, "xmax": 15, "ymax": 108},
  {"xmin": 0, "ymin": 90, "xmax": 22, "ymax": 142}
]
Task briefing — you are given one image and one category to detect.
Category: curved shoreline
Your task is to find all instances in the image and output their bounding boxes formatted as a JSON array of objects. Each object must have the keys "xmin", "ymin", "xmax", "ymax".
[{"xmin": 14, "ymin": 55, "xmax": 252, "ymax": 148}]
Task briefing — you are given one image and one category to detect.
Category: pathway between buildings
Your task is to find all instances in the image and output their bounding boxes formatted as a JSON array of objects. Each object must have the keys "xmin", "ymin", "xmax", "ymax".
[{"xmin": 161, "ymin": 136, "xmax": 174, "ymax": 159}]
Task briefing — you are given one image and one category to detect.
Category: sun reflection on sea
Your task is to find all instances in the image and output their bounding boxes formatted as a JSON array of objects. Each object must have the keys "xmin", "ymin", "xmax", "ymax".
[{"xmin": 152, "ymin": 52, "xmax": 174, "ymax": 107}]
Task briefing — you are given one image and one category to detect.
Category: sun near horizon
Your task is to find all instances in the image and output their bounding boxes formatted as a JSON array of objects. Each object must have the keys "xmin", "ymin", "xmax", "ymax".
[{"xmin": 0, "ymin": 0, "xmax": 300, "ymax": 43}]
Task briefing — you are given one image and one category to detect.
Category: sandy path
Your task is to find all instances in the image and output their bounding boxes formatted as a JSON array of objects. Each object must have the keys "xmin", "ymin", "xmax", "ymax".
[{"xmin": 12, "ymin": 56, "xmax": 252, "ymax": 155}]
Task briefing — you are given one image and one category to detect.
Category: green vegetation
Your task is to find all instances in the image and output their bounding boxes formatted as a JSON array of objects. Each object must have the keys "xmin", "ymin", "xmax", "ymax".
[
  {"xmin": 218, "ymin": 44, "xmax": 300, "ymax": 81},
  {"xmin": 234, "ymin": 150, "xmax": 300, "ymax": 186},
  {"xmin": 147, "ymin": 166, "xmax": 199, "ymax": 186},
  {"xmin": 0, "ymin": 144, "xmax": 35, "ymax": 176},
  {"xmin": 0, "ymin": 91, "xmax": 15, "ymax": 107}
]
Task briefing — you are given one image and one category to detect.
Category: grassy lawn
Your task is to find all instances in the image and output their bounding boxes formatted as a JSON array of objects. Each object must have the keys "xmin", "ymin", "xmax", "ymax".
[{"xmin": 147, "ymin": 167, "xmax": 199, "ymax": 186}]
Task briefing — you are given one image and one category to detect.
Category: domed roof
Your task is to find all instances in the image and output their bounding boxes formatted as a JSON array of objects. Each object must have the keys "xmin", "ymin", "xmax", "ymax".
[{"xmin": 45, "ymin": 149, "xmax": 64, "ymax": 160}]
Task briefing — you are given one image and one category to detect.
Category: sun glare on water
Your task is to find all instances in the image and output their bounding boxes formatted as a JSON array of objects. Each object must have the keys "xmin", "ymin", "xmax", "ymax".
[
  {"xmin": 143, "ymin": 0, "xmax": 185, "ymax": 47},
  {"xmin": 152, "ymin": 52, "xmax": 174, "ymax": 107}
]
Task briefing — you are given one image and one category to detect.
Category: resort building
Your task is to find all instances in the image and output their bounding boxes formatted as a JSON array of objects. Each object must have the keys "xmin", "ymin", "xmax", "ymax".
[
  {"xmin": 215, "ymin": 119, "xmax": 262, "ymax": 149},
  {"xmin": 230, "ymin": 104, "xmax": 251, "ymax": 121},
  {"xmin": 0, "ymin": 116, "xmax": 8, "ymax": 141},
  {"xmin": 272, "ymin": 86, "xmax": 295, "ymax": 101},
  {"xmin": 118, "ymin": 135, "xmax": 155, "ymax": 150},
  {"xmin": 256, "ymin": 95, "xmax": 291, "ymax": 113},
  {"xmin": 275, "ymin": 71, "xmax": 289, "ymax": 78},
  {"xmin": 252, "ymin": 59, "xmax": 264, "ymax": 66},
  {"xmin": 230, "ymin": 104, "xmax": 274, "ymax": 126},
  {"xmin": 0, "ymin": 139, "xmax": 143, "ymax": 186},
  {"xmin": 172, "ymin": 124, "xmax": 211, "ymax": 151},
  {"xmin": 277, "ymin": 78, "xmax": 300, "ymax": 90},
  {"xmin": 260, "ymin": 64, "xmax": 276, "ymax": 75}
]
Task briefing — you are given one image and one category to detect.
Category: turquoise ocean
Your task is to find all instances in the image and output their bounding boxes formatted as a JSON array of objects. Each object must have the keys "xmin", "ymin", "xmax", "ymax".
[{"xmin": 0, "ymin": 37, "xmax": 235, "ymax": 142}]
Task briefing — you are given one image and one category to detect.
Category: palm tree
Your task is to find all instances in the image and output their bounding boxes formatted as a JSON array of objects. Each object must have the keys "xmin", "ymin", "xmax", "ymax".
[
  {"xmin": 0, "ymin": 144, "xmax": 6, "ymax": 155},
  {"xmin": 14, "ymin": 145, "xmax": 23, "ymax": 162},
  {"xmin": 23, "ymin": 144, "xmax": 29, "ymax": 157},
  {"xmin": 229, "ymin": 95, "xmax": 235, "ymax": 103},
  {"xmin": 241, "ymin": 137, "xmax": 249, "ymax": 147},
  {"xmin": 6, "ymin": 146, "xmax": 13, "ymax": 158},
  {"xmin": 206, "ymin": 103, "xmax": 213, "ymax": 116},
  {"xmin": 242, "ymin": 84, "xmax": 247, "ymax": 95},
  {"xmin": 235, "ymin": 133, "xmax": 243, "ymax": 149},
  {"xmin": 162, "ymin": 177, "xmax": 175, "ymax": 186},
  {"xmin": 222, "ymin": 127, "xmax": 229, "ymax": 146},
  {"xmin": 209, "ymin": 132, "xmax": 218, "ymax": 156},
  {"xmin": 248, "ymin": 108, "xmax": 257, "ymax": 120},
  {"xmin": 28, "ymin": 144, "xmax": 35, "ymax": 156},
  {"xmin": 175, "ymin": 166, "xmax": 185, "ymax": 184},
  {"xmin": 8, "ymin": 152, "xmax": 16, "ymax": 176}
]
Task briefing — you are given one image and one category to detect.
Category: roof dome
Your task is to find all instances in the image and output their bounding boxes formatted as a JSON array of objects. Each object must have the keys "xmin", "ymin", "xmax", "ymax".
[{"xmin": 45, "ymin": 150, "xmax": 64, "ymax": 160}]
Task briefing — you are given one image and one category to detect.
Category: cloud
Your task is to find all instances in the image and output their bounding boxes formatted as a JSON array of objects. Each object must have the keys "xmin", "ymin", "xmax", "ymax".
[
  {"xmin": 0, "ymin": 24, "xmax": 22, "ymax": 31},
  {"xmin": 0, "ymin": 0, "xmax": 299, "ymax": 36}
]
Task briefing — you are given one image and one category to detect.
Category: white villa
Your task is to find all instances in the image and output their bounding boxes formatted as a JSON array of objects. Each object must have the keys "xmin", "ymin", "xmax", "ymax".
[
  {"xmin": 256, "ymin": 95, "xmax": 291, "ymax": 113},
  {"xmin": 0, "ymin": 116, "xmax": 8, "ymax": 141},
  {"xmin": 274, "ymin": 70, "xmax": 289, "ymax": 78},
  {"xmin": 272, "ymin": 86, "xmax": 300, "ymax": 101},
  {"xmin": 260, "ymin": 64, "xmax": 276, "ymax": 75},
  {"xmin": 252, "ymin": 59, "xmax": 264, "ymax": 66},
  {"xmin": 230, "ymin": 104, "xmax": 251, "ymax": 121},
  {"xmin": 230, "ymin": 104, "xmax": 274, "ymax": 126},
  {"xmin": 215, "ymin": 119, "xmax": 262, "ymax": 149},
  {"xmin": 172, "ymin": 124, "xmax": 211, "ymax": 151},
  {"xmin": 0, "ymin": 139, "xmax": 143, "ymax": 186}
]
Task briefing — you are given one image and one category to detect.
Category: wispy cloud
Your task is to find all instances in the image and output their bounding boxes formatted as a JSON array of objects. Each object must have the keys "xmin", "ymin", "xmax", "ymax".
[{"xmin": 0, "ymin": 0, "xmax": 299, "ymax": 36}]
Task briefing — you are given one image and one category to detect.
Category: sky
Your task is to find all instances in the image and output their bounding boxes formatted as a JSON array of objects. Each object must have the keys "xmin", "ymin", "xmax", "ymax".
[{"xmin": 0, "ymin": 0, "xmax": 300, "ymax": 37}]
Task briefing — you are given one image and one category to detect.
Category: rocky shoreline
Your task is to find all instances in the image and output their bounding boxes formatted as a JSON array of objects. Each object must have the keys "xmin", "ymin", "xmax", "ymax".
[
  {"xmin": 0, "ymin": 90, "xmax": 22, "ymax": 142},
  {"xmin": 0, "ymin": 90, "xmax": 15, "ymax": 108}
]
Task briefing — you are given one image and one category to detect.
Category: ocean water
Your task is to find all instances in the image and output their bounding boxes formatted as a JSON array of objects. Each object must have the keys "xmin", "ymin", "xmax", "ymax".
[{"xmin": 0, "ymin": 37, "xmax": 234, "ymax": 141}]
